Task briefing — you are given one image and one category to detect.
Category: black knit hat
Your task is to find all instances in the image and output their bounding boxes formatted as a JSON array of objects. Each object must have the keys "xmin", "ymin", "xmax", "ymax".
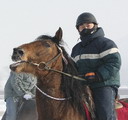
[{"xmin": 76, "ymin": 12, "xmax": 98, "ymax": 29}]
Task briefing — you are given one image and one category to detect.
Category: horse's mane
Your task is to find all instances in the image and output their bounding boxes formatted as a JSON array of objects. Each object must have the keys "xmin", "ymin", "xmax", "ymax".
[
  {"xmin": 36, "ymin": 35, "xmax": 91, "ymax": 117},
  {"xmin": 60, "ymin": 47, "xmax": 85, "ymax": 113}
]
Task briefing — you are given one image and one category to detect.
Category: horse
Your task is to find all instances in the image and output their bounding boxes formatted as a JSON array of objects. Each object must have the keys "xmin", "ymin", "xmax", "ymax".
[{"xmin": 9, "ymin": 28, "xmax": 95, "ymax": 120}]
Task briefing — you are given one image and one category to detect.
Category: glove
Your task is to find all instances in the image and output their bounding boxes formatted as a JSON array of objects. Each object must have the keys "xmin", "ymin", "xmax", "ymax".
[
  {"xmin": 85, "ymin": 72, "xmax": 101, "ymax": 84},
  {"xmin": 23, "ymin": 94, "xmax": 32, "ymax": 100}
]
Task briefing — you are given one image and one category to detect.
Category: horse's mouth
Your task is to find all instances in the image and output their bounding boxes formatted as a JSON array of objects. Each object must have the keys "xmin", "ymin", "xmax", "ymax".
[{"xmin": 10, "ymin": 60, "xmax": 26, "ymax": 71}]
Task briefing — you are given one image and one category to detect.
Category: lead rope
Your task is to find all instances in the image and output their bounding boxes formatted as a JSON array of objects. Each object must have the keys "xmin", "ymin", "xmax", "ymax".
[{"xmin": 34, "ymin": 84, "xmax": 71, "ymax": 101}]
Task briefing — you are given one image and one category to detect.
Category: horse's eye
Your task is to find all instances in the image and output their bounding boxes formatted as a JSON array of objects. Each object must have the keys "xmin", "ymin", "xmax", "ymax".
[{"xmin": 44, "ymin": 42, "xmax": 50, "ymax": 47}]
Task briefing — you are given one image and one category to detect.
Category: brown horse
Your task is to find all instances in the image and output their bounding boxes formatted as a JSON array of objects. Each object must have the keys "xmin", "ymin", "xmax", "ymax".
[{"xmin": 10, "ymin": 28, "xmax": 94, "ymax": 120}]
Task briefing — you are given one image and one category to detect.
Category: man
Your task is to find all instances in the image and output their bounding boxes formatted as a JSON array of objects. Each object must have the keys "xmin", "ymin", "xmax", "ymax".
[
  {"xmin": 4, "ymin": 71, "xmax": 37, "ymax": 120},
  {"xmin": 71, "ymin": 12, "xmax": 121, "ymax": 120}
]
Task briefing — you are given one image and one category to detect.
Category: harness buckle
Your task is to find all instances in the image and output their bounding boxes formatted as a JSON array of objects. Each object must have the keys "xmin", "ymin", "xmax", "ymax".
[{"xmin": 38, "ymin": 62, "xmax": 50, "ymax": 70}]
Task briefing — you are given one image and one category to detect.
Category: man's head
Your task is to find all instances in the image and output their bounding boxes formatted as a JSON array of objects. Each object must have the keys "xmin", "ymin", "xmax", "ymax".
[
  {"xmin": 76, "ymin": 12, "xmax": 98, "ymax": 29},
  {"xmin": 76, "ymin": 12, "xmax": 98, "ymax": 36}
]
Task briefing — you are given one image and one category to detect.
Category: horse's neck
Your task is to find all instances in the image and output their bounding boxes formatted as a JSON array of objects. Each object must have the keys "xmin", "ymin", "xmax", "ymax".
[
  {"xmin": 38, "ymin": 56, "xmax": 63, "ymax": 94},
  {"xmin": 36, "ymin": 86, "xmax": 84, "ymax": 120},
  {"xmin": 36, "ymin": 71, "xmax": 66, "ymax": 120},
  {"xmin": 36, "ymin": 67, "xmax": 85, "ymax": 120},
  {"xmin": 36, "ymin": 58, "xmax": 64, "ymax": 104},
  {"xmin": 41, "ymin": 71, "xmax": 63, "ymax": 95}
]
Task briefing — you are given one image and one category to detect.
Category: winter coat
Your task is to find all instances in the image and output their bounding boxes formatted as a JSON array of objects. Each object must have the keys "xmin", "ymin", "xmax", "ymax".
[
  {"xmin": 4, "ymin": 71, "xmax": 37, "ymax": 101},
  {"xmin": 71, "ymin": 27, "xmax": 121, "ymax": 88}
]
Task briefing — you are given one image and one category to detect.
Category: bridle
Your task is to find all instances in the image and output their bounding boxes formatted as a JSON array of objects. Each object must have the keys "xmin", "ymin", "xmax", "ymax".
[
  {"xmin": 22, "ymin": 45, "xmax": 86, "ymax": 81},
  {"xmin": 24, "ymin": 46, "xmax": 86, "ymax": 82},
  {"xmin": 21, "ymin": 46, "xmax": 86, "ymax": 101},
  {"xmin": 29, "ymin": 52, "xmax": 62, "ymax": 71}
]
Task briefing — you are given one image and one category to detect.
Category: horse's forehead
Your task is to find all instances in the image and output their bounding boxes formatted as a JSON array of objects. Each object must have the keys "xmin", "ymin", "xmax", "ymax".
[
  {"xmin": 20, "ymin": 39, "xmax": 55, "ymax": 49},
  {"xmin": 32, "ymin": 39, "xmax": 55, "ymax": 46},
  {"xmin": 18, "ymin": 39, "xmax": 58, "ymax": 57}
]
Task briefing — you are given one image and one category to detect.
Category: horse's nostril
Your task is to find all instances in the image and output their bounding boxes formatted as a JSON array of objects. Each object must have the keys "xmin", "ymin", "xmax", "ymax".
[
  {"xmin": 18, "ymin": 50, "xmax": 24, "ymax": 56},
  {"xmin": 13, "ymin": 48, "xmax": 24, "ymax": 56},
  {"xmin": 13, "ymin": 48, "xmax": 17, "ymax": 54}
]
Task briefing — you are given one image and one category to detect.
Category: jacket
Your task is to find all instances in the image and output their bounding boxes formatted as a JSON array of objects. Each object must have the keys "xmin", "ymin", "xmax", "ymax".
[
  {"xmin": 71, "ymin": 27, "xmax": 121, "ymax": 88},
  {"xmin": 4, "ymin": 71, "xmax": 37, "ymax": 101}
]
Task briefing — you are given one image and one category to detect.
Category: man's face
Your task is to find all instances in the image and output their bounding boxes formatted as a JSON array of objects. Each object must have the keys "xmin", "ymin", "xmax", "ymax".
[{"xmin": 78, "ymin": 23, "xmax": 95, "ymax": 32}]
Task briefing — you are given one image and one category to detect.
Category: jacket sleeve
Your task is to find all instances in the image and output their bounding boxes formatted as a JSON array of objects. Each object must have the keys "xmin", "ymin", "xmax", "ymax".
[
  {"xmin": 96, "ymin": 39, "xmax": 121, "ymax": 81},
  {"xmin": 4, "ymin": 72, "xmax": 14, "ymax": 100},
  {"xmin": 11, "ymin": 72, "xmax": 37, "ymax": 96},
  {"xmin": 11, "ymin": 72, "xmax": 25, "ymax": 96}
]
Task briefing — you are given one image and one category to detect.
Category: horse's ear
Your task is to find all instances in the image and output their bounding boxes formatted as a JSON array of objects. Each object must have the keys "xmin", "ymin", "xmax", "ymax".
[{"xmin": 54, "ymin": 27, "xmax": 63, "ymax": 42}]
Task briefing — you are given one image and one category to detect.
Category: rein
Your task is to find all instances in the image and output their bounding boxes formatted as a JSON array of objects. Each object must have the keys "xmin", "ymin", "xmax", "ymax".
[
  {"xmin": 25, "ymin": 59, "xmax": 86, "ymax": 81},
  {"xmin": 24, "ymin": 58, "xmax": 86, "ymax": 81},
  {"xmin": 34, "ymin": 84, "xmax": 71, "ymax": 101}
]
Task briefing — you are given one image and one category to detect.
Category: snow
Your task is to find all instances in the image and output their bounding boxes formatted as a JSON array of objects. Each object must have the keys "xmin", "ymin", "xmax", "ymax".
[{"xmin": 0, "ymin": 98, "xmax": 6, "ymax": 119}]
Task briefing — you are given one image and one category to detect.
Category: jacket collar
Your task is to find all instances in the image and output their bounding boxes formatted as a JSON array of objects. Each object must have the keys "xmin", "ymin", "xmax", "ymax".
[{"xmin": 80, "ymin": 27, "xmax": 105, "ymax": 46}]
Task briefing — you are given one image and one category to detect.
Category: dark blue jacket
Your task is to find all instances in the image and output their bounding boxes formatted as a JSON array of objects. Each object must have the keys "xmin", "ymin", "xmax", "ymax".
[{"xmin": 71, "ymin": 27, "xmax": 121, "ymax": 88}]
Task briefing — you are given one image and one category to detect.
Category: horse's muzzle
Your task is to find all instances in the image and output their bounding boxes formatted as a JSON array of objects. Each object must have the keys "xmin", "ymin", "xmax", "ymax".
[{"xmin": 12, "ymin": 48, "xmax": 24, "ymax": 61}]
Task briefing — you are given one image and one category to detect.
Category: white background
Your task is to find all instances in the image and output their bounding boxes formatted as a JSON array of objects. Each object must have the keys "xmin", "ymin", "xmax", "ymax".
[
  {"xmin": 0, "ymin": 0, "xmax": 128, "ymax": 118},
  {"xmin": 0, "ymin": 0, "xmax": 128, "ymax": 90}
]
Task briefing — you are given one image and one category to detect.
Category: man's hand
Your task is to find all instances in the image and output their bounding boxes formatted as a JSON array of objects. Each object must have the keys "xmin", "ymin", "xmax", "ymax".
[{"xmin": 85, "ymin": 72, "xmax": 101, "ymax": 83}]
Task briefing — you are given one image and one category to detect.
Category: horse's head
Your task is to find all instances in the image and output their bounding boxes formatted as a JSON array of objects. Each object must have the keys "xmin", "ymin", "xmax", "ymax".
[{"xmin": 10, "ymin": 27, "xmax": 63, "ymax": 76}]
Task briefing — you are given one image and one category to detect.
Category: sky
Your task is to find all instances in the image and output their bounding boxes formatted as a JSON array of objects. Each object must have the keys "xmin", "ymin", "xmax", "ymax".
[{"xmin": 0, "ymin": 0, "xmax": 128, "ymax": 90}]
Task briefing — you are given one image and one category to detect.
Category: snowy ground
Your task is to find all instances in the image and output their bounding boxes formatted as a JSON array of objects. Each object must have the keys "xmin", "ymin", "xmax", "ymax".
[{"xmin": 0, "ymin": 94, "xmax": 6, "ymax": 120}]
